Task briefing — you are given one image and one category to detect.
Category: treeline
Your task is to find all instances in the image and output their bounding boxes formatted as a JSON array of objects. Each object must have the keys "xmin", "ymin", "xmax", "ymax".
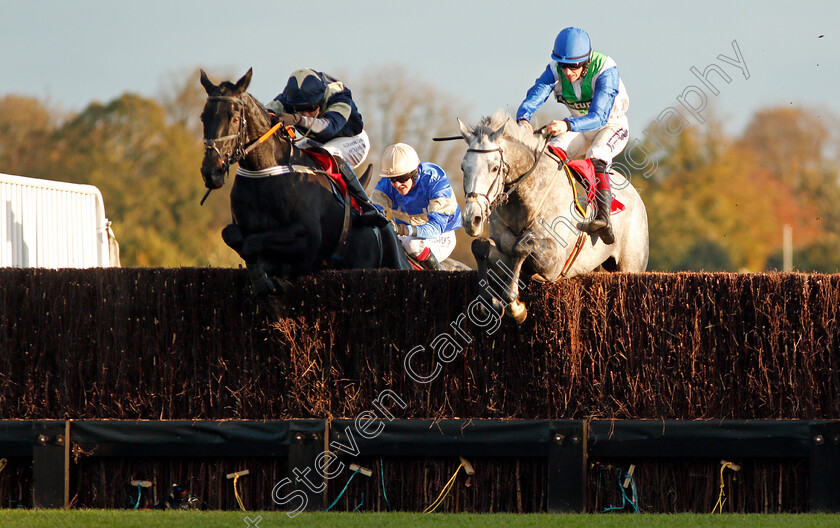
[
  {"xmin": 1, "ymin": 67, "xmax": 838, "ymax": 271},
  {"xmin": 614, "ymin": 107, "xmax": 840, "ymax": 271},
  {"xmin": 0, "ymin": 87, "xmax": 236, "ymax": 267}
]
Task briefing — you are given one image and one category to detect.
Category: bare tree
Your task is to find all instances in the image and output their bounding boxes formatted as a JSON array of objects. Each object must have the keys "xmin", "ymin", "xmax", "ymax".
[
  {"xmin": 349, "ymin": 65, "xmax": 476, "ymax": 266},
  {"xmin": 158, "ymin": 67, "xmax": 240, "ymax": 140},
  {"xmin": 349, "ymin": 64, "xmax": 469, "ymax": 180}
]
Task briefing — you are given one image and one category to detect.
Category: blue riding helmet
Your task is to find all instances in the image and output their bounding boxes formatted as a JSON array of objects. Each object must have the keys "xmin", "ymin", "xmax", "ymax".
[
  {"xmin": 551, "ymin": 27, "xmax": 592, "ymax": 65},
  {"xmin": 283, "ymin": 69, "xmax": 326, "ymax": 112}
]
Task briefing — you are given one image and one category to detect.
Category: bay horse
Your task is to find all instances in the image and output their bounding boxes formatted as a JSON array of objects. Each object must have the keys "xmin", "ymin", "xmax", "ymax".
[
  {"xmin": 458, "ymin": 111, "xmax": 649, "ymax": 323},
  {"xmin": 200, "ymin": 69, "xmax": 408, "ymax": 296}
]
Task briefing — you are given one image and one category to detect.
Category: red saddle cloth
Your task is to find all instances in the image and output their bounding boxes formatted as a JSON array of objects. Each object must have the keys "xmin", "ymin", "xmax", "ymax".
[
  {"xmin": 548, "ymin": 146, "xmax": 625, "ymax": 214},
  {"xmin": 302, "ymin": 149, "xmax": 361, "ymax": 212}
]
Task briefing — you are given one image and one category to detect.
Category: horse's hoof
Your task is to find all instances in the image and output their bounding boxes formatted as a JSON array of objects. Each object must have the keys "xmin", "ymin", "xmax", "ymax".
[
  {"xmin": 475, "ymin": 297, "xmax": 505, "ymax": 320},
  {"xmin": 491, "ymin": 297, "xmax": 506, "ymax": 317},
  {"xmin": 274, "ymin": 278, "xmax": 292, "ymax": 295},
  {"xmin": 507, "ymin": 300, "xmax": 528, "ymax": 323},
  {"xmin": 250, "ymin": 275, "xmax": 277, "ymax": 298}
]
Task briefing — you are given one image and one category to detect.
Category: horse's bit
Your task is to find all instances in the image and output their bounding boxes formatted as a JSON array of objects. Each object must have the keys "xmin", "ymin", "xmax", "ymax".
[
  {"xmin": 203, "ymin": 96, "xmax": 248, "ymax": 176},
  {"xmin": 465, "ymin": 133, "xmax": 552, "ymax": 215},
  {"xmin": 464, "ymin": 145, "xmax": 510, "ymax": 218},
  {"xmin": 201, "ymin": 95, "xmax": 290, "ymax": 205}
]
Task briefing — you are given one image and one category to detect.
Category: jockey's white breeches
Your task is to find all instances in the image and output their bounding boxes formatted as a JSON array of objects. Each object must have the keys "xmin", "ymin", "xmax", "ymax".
[
  {"xmin": 399, "ymin": 231, "xmax": 457, "ymax": 262},
  {"xmin": 549, "ymin": 115, "xmax": 629, "ymax": 166},
  {"xmin": 296, "ymin": 130, "xmax": 370, "ymax": 169}
]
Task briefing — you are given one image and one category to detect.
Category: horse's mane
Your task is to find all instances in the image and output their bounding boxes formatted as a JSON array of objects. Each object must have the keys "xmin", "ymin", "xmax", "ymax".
[
  {"xmin": 213, "ymin": 80, "xmax": 270, "ymax": 116},
  {"xmin": 468, "ymin": 109, "xmax": 543, "ymax": 150}
]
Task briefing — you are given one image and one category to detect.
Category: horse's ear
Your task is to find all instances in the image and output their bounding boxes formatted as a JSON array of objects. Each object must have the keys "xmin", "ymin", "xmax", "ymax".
[
  {"xmin": 199, "ymin": 69, "xmax": 216, "ymax": 94},
  {"xmin": 488, "ymin": 119, "xmax": 508, "ymax": 143},
  {"xmin": 235, "ymin": 68, "xmax": 253, "ymax": 93},
  {"xmin": 458, "ymin": 118, "xmax": 472, "ymax": 142}
]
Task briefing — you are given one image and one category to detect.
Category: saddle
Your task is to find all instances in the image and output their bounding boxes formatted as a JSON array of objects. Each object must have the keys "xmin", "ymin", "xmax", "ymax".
[
  {"xmin": 547, "ymin": 146, "xmax": 625, "ymax": 216},
  {"xmin": 301, "ymin": 147, "xmax": 362, "ymax": 213}
]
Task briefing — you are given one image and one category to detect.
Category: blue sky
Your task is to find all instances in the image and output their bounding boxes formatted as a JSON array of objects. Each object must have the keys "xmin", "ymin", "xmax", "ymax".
[{"xmin": 2, "ymin": 0, "xmax": 838, "ymax": 137}]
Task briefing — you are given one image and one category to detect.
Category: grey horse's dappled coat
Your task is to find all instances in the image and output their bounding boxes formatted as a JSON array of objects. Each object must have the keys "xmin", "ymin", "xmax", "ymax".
[{"xmin": 459, "ymin": 110, "xmax": 649, "ymax": 322}]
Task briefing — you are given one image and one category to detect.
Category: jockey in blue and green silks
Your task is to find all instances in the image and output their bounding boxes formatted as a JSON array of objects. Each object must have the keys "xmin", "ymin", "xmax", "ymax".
[{"xmin": 516, "ymin": 27, "xmax": 630, "ymax": 245}]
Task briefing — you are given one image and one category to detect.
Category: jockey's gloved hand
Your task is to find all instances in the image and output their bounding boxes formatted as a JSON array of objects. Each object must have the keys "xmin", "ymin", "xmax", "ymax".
[
  {"xmin": 532, "ymin": 125, "xmax": 551, "ymax": 139},
  {"xmin": 392, "ymin": 222, "xmax": 414, "ymax": 237},
  {"xmin": 276, "ymin": 113, "xmax": 301, "ymax": 126}
]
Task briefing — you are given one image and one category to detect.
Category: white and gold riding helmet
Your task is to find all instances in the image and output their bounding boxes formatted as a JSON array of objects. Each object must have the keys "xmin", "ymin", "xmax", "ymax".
[{"xmin": 379, "ymin": 143, "xmax": 420, "ymax": 181}]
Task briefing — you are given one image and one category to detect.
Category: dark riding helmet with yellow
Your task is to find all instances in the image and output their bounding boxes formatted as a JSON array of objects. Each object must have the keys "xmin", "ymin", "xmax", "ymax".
[{"xmin": 282, "ymin": 69, "xmax": 326, "ymax": 113}]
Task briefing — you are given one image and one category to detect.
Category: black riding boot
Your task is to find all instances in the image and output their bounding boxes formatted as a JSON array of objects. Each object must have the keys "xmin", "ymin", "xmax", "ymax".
[
  {"xmin": 582, "ymin": 189, "xmax": 615, "ymax": 244},
  {"xmin": 338, "ymin": 162, "xmax": 389, "ymax": 227},
  {"xmin": 418, "ymin": 251, "xmax": 442, "ymax": 270}
]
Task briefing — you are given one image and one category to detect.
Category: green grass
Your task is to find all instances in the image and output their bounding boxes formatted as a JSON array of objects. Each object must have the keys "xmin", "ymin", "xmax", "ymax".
[{"xmin": 0, "ymin": 511, "xmax": 839, "ymax": 528}]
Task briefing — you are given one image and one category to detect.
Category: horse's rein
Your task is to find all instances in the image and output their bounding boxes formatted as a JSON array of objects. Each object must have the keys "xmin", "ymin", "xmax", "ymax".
[
  {"xmin": 200, "ymin": 96, "xmax": 289, "ymax": 205},
  {"xmin": 463, "ymin": 145, "xmax": 509, "ymax": 218},
  {"xmin": 436, "ymin": 131, "xmax": 553, "ymax": 213}
]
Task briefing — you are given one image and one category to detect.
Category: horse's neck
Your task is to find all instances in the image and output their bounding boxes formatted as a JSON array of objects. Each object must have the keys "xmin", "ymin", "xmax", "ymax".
[
  {"xmin": 239, "ymin": 93, "xmax": 293, "ymax": 170},
  {"xmin": 502, "ymin": 140, "xmax": 543, "ymax": 197},
  {"xmin": 498, "ymin": 139, "xmax": 572, "ymax": 225}
]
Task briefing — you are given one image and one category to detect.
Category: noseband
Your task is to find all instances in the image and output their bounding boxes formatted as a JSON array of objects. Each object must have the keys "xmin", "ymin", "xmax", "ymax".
[
  {"xmin": 465, "ymin": 145, "xmax": 510, "ymax": 215},
  {"xmin": 203, "ymin": 96, "xmax": 248, "ymax": 177},
  {"xmin": 465, "ymin": 133, "xmax": 552, "ymax": 217}
]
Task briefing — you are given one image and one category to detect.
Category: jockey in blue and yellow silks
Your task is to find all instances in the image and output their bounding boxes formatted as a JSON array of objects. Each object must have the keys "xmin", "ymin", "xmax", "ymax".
[
  {"xmin": 517, "ymin": 27, "xmax": 630, "ymax": 245},
  {"xmin": 371, "ymin": 143, "xmax": 462, "ymax": 270}
]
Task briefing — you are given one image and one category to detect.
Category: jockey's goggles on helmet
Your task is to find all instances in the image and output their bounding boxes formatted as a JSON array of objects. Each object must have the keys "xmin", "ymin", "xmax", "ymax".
[
  {"xmin": 558, "ymin": 62, "xmax": 586, "ymax": 71},
  {"xmin": 389, "ymin": 170, "xmax": 417, "ymax": 184},
  {"xmin": 289, "ymin": 102, "xmax": 320, "ymax": 114}
]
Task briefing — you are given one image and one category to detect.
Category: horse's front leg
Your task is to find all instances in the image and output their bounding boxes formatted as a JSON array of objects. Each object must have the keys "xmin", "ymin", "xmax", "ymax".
[
  {"xmin": 491, "ymin": 253, "xmax": 529, "ymax": 324},
  {"xmin": 473, "ymin": 237, "xmax": 530, "ymax": 323},
  {"xmin": 487, "ymin": 229, "xmax": 530, "ymax": 323},
  {"xmin": 238, "ymin": 224, "xmax": 321, "ymax": 297}
]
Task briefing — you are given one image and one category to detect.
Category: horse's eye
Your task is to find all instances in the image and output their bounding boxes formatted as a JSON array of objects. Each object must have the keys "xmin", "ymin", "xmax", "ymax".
[{"xmin": 491, "ymin": 166, "xmax": 499, "ymax": 173}]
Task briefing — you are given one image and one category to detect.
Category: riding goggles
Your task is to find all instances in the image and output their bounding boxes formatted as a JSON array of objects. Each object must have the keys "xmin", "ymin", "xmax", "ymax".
[
  {"xmin": 389, "ymin": 170, "xmax": 417, "ymax": 184},
  {"xmin": 288, "ymin": 102, "xmax": 320, "ymax": 114},
  {"xmin": 558, "ymin": 62, "xmax": 586, "ymax": 71}
]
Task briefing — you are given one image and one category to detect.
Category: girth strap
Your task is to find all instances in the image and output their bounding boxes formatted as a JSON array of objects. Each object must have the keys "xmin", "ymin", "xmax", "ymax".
[{"xmin": 235, "ymin": 164, "xmax": 352, "ymax": 264}]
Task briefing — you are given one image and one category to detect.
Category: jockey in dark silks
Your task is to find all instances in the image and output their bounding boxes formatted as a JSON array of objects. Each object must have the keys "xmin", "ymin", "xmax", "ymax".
[
  {"xmin": 267, "ymin": 69, "xmax": 384, "ymax": 223},
  {"xmin": 516, "ymin": 27, "xmax": 630, "ymax": 245}
]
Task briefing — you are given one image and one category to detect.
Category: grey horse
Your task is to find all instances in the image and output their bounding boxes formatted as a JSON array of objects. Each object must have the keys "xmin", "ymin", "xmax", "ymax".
[{"xmin": 458, "ymin": 110, "xmax": 649, "ymax": 323}]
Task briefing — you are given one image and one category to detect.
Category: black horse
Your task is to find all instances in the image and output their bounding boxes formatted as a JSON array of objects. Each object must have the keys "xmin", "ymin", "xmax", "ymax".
[{"xmin": 200, "ymin": 69, "xmax": 409, "ymax": 295}]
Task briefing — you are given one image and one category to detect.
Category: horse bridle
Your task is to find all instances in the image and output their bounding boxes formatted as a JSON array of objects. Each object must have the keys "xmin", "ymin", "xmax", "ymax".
[
  {"xmin": 201, "ymin": 95, "xmax": 291, "ymax": 205},
  {"xmin": 465, "ymin": 145, "xmax": 510, "ymax": 217},
  {"xmin": 465, "ymin": 133, "xmax": 551, "ymax": 215},
  {"xmin": 203, "ymin": 96, "xmax": 249, "ymax": 176}
]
